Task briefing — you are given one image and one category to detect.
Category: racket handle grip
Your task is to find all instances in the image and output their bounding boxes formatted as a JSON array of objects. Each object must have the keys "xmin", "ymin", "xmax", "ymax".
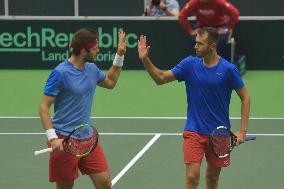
[
  {"xmin": 245, "ymin": 135, "xmax": 256, "ymax": 141},
  {"xmin": 34, "ymin": 147, "xmax": 53, "ymax": 156}
]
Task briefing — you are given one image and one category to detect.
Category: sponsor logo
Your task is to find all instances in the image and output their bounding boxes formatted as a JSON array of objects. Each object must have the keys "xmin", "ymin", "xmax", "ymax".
[
  {"xmin": 0, "ymin": 26, "xmax": 138, "ymax": 63},
  {"xmin": 198, "ymin": 9, "xmax": 215, "ymax": 16}
]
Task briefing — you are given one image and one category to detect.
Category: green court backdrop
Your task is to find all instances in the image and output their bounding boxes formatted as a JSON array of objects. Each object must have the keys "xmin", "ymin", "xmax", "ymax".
[{"xmin": 0, "ymin": 70, "xmax": 283, "ymax": 117}]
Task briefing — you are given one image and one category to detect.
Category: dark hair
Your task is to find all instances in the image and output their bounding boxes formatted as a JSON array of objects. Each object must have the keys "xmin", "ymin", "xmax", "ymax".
[
  {"xmin": 197, "ymin": 27, "xmax": 219, "ymax": 45},
  {"xmin": 152, "ymin": 0, "xmax": 161, "ymax": 6},
  {"xmin": 70, "ymin": 27, "xmax": 98, "ymax": 55}
]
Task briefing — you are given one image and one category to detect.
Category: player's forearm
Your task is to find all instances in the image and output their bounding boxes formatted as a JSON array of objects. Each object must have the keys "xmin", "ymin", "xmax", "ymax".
[
  {"xmin": 105, "ymin": 66, "xmax": 122, "ymax": 89},
  {"xmin": 39, "ymin": 103, "xmax": 59, "ymax": 141},
  {"xmin": 141, "ymin": 57, "xmax": 166, "ymax": 85},
  {"xmin": 39, "ymin": 104, "xmax": 53, "ymax": 131},
  {"xmin": 102, "ymin": 52, "xmax": 124, "ymax": 89},
  {"xmin": 240, "ymin": 94, "xmax": 250, "ymax": 132}
]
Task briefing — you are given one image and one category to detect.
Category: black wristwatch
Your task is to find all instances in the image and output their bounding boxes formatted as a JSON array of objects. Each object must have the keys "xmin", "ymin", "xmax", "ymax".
[{"xmin": 162, "ymin": 6, "xmax": 167, "ymax": 11}]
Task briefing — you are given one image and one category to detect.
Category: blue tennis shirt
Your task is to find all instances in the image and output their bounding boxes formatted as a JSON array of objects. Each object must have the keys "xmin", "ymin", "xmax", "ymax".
[
  {"xmin": 171, "ymin": 56, "xmax": 244, "ymax": 135},
  {"xmin": 44, "ymin": 60, "xmax": 106, "ymax": 136}
]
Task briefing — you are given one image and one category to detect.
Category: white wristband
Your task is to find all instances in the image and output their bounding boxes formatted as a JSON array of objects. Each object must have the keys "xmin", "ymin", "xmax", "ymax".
[
  {"xmin": 113, "ymin": 53, "xmax": 124, "ymax": 67},
  {"xmin": 46, "ymin": 128, "xmax": 58, "ymax": 141}
]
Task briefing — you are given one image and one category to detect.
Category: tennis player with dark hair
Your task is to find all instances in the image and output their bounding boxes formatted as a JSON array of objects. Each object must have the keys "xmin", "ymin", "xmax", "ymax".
[
  {"xmin": 138, "ymin": 27, "xmax": 250, "ymax": 189},
  {"xmin": 39, "ymin": 27, "xmax": 127, "ymax": 189}
]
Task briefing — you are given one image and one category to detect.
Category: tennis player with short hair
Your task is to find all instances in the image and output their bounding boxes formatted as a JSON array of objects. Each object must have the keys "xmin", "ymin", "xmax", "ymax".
[
  {"xmin": 39, "ymin": 27, "xmax": 127, "ymax": 189},
  {"xmin": 138, "ymin": 27, "xmax": 250, "ymax": 189}
]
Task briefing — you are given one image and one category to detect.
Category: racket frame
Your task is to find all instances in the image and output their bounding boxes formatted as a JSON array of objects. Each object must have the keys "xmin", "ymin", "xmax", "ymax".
[
  {"xmin": 211, "ymin": 126, "xmax": 256, "ymax": 158},
  {"xmin": 63, "ymin": 125, "xmax": 99, "ymax": 157},
  {"xmin": 34, "ymin": 124, "xmax": 99, "ymax": 157}
]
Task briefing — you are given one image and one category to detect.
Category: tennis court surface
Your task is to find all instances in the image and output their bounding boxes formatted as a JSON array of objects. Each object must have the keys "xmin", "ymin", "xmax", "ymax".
[{"xmin": 0, "ymin": 117, "xmax": 283, "ymax": 189}]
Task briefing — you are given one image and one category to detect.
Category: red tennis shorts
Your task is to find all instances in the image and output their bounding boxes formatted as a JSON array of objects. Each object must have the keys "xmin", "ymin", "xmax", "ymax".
[
  {"xmin": 48, "ymin": 141, "xmax": 109, "ymax": 183},
  {"xmin": 183, "ymin": 130, "xmax": 230, "ymax": 167}
]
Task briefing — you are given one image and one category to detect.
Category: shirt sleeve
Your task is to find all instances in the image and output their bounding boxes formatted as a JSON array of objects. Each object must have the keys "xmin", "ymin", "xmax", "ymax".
[
  {"xmin": 44, "ymin": 70, "xmax": 63, "ymax": 97},
  {"xmin": 171, "ymin": 57, "xmax": 190, "ymax": 82},
  {"xmin": 228, "ymin": 65, "xmax": 244, "ymax": 90},
  {"xmin": 96, "ymin": 67, "xmax": 106, "ymax": 84},
  {"xmin": 219, "ymin": 0, "xmax": 240, "ymax": 29},
  {"xmin": 178, "ymin": 0, "xmax": 197, "ymax": 33}
]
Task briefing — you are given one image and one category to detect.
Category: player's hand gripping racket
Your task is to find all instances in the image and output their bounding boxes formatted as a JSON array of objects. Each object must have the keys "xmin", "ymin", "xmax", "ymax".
[
  {"xmin": 211, "ymin": 126, "xmax": 256, "ymax": 158},
  {"xmin": 34, "ymin": 124, "xmax": 99, "ymax": 157}
]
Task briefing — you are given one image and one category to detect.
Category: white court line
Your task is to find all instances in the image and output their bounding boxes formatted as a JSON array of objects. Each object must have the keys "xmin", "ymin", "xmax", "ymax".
[
  {"xmin": 111, "ymin": 134, "xmax": 161, "ymax": 186},
  {"xmin": 0, "ymin": 132, "xmax": 284, "ymax": 136},
  {"xmin": 0, "ymin": 116, "xmax": 284, "ymax": 120}
]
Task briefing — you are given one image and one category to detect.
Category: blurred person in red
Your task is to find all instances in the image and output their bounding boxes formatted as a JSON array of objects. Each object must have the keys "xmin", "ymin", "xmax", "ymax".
[{"xmin": 178, "ymin": 0, "xmax": 240, "ymax": 61}]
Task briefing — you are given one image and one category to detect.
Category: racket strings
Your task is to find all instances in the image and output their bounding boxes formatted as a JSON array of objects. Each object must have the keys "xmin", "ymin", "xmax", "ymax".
[
  {"xmin": 211, "ymin": 136, "xmax": 232, "ymax": 157},
  {"xmin": 63, "ymin": 127, "xmax": 98, "ymax": 156},
  {"xmin": 211, "ymin": 128, "xmax": 232, "ymax": 157},
  {"xmin": 65, "ymin": 136, "xmax": 97, "ymax": 155}
]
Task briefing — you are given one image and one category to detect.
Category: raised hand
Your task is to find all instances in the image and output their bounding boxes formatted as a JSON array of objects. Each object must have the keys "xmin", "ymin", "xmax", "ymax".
[
  {"xmin": 138, "ymin": 35, "xmax": 150, "ymax": 60},
  {"xmin": 117, "ymin": 31, "xmax": 127, "ymax": 56}
]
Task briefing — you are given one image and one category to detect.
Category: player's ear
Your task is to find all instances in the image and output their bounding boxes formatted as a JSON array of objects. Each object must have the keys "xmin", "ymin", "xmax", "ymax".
[
  {"xmin": 210, "ymin": 42, "xmax": 217, "ymax": 50},
  {"xmin": 81, "ymin": 49, "xmax": 87, "ymax": 55}
]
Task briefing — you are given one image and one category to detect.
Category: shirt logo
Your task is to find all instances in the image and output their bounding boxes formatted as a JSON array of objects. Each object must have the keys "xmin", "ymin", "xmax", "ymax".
[
  {"xmin": 198, "ymin": 9, "xmax": 215, "ymax": 16},
  {"xmin": 216, "ymin": 72, "xmax": 223, "ymax": 76}
]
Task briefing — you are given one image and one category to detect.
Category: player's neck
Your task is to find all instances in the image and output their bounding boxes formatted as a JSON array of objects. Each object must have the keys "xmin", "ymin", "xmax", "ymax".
[
  {"xmin": 203, "ymin": 52, "xmax": 219, "ymax": 67},
  {"xmin": 68, "ymin": 56, "xmax": 85, "ymax": 70}
]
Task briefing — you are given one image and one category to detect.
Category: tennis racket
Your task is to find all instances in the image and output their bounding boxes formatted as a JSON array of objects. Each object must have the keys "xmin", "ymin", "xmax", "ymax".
[
  {"xmin": 34, "ymin": 124, "xmax": 99, "ymax": 157},
  {"xmin": 210, "ymin": 126, "xmax": 256, "ymax": 158}
]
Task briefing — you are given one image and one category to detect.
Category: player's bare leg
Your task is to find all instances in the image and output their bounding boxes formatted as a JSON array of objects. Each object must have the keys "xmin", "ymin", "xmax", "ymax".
[
  {"xmin": 205, "ymin": 164, "xmax": 221, "ymax": 189},
  {"xmin": 89, "ymin": 171, "xmax": 112, "ymax": 189},
  {"xmin": 185, "ymin": 163, "xmax": 201, "ymax": 189},
  {"xmin": 56, "ymin": 180, "xmax": 74, "ymax": 189}
]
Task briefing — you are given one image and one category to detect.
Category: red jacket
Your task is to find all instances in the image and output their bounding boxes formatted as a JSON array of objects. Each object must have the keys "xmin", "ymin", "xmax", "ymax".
[{"xmin": 179, "ymin": 0, "xmax": 240, "ymax": 33}]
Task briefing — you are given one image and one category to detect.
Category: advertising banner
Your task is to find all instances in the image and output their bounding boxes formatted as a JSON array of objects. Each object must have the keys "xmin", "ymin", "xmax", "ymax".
[{"xmin": 0, "ymin": 20, "xmax": 283, "ymax": 69}]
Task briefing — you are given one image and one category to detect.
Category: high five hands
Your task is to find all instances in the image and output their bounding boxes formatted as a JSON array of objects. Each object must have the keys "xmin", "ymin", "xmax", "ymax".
[
  {"xmin": 138, "ymin": 35, "xmax": 150, "ymax": 60},
  {"xmin": 117, "ymin": 31, "xmax": 127, "ymax": 56}
]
